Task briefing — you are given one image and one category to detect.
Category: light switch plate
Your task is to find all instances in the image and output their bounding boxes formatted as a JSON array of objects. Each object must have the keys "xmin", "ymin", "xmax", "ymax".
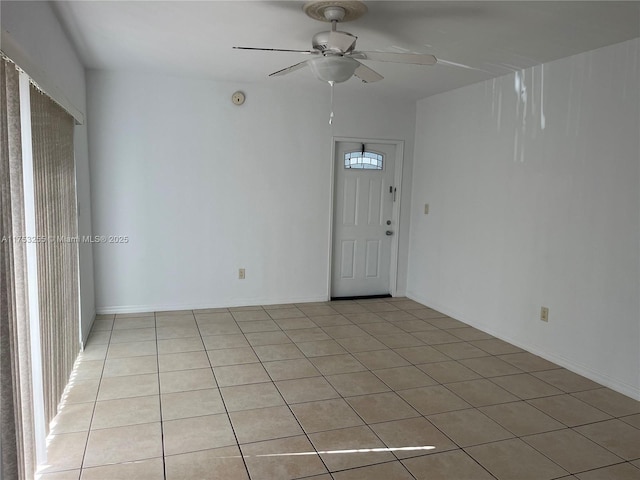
[{"xmin": 540, "ymin": 306, "xmax": 549, "ymax": 322}]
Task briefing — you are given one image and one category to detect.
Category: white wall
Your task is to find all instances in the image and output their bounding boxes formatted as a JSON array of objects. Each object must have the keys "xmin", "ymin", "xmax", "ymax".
[
  {"xmin": 1, "ymin": 1, "xmax": 96, "ymax": 342},
  {"xmin": 87, "ymin": 71, "xmax": 416, "ymax": 312},
  {"xmin": 408, "ymin": 39, "xmax": 640, "ymax": 399}
]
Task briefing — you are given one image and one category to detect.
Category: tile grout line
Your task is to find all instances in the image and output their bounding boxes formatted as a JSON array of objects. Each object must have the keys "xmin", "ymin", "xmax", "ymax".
[
  {"xmin": 325, "ymin": 311, "xmax": 496, "ymax": 479},
  {"xmin": 257, "ymin": 306, "xmax": 429, "ymax": 478},
  {"xmin": 194, "ymin": 308, "xmax": 253, "ymax": 480},
  {"xmin": 76, "ymin": 315, "xmax": 114, "ymax": 478},
  {"xmin": 550, "ymin": 423, "xmax": 629, "ymax": 469},
  {"xmin": 353, "ymin": 307, "xmax": 508, "ymax": 480},
  {"xmin": 389, "ymin": 338, "xmax": 573, "ymax": 479},
  {"xmin": 154, "ymin": 311, "xmax": 168, "ymax": 480},
  {"xmin": 240, "ymin": 307, "xmax": 338, "ymax": 479},
  {"xmin": 324, "ymin": 304, "xmax": 500, "ymax": 478}
]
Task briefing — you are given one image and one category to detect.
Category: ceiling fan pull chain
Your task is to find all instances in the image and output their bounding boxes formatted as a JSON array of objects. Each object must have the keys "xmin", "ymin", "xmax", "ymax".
[{"xmin": 329, "ymin": 80, "xmax": 335, "ymax": 125}]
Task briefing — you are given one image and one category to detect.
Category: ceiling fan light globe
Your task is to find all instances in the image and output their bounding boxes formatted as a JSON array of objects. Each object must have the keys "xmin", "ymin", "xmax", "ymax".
[{"xmin": 309, "ymin": 56, "xmax": 358, "ymax": 83}]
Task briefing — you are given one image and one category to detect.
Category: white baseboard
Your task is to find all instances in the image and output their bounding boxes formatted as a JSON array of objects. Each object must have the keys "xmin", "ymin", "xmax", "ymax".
[
  {"xmin": 406, "ymin": 290, "xmax": 640, "ymax": 401},
  {"xmin": 96, "ymin": 294, "xmax": 330, "ymax": 315}
]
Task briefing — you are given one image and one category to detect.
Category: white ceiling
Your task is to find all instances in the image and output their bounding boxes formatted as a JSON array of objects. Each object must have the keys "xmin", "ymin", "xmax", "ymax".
[{"xmin": 52, "ymin": 1, "xmax": 640, "ymax": 102}]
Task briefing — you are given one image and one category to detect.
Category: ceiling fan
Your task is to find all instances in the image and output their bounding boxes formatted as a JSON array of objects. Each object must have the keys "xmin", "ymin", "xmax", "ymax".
[{"xmin": 233, "ymin": 0, "xmax": 437, "ymax": 85}]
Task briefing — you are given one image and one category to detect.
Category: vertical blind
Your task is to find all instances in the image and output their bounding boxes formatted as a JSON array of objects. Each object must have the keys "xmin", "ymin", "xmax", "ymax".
[
  {"xmin": 1, "ymin": 57, "xmax": 36, "ymax": 480},
  {"xmin": 2, "ymin": 55, "xmax": 82, "ymax": 479},
  {"xmin": 29, "ymin": 84, "xmax": 80, "ymax": 428}
]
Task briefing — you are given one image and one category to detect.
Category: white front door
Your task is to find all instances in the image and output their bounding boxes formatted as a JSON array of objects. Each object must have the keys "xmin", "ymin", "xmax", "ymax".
[{"xmin": 331, "ymin": 141, "xmax": 397, "ymax": 298}]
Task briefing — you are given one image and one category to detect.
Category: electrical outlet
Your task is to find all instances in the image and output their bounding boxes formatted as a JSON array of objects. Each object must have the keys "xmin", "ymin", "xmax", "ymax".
[
  {"xmin": 424, "ymin": 203, "xmax": 429, "ymax": 215},
  {"xmin": 238, "ymin": 268, "xmax": 245, "ymax": 280},
  {"xmin": 540, "ymin": 306, "xmax": 549, "ymax": 322}
]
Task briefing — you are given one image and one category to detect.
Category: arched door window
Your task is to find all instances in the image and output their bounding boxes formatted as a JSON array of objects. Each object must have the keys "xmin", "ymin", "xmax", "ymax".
[{"xmin": 344, "ymin": 150, "xmax": 384, "ymax": 170}]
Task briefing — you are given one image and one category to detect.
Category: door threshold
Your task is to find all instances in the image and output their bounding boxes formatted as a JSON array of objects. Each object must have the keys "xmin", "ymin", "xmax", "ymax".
[{"xmin": 330, "ymin": 294, "xmax": 392, "ymax": 301}]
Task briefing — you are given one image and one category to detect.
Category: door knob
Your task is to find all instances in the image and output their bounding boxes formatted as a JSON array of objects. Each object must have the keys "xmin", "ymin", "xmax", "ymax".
[
  {"xmin": 386, "ymin": 231, "xmax": 393, "ymax": 236},
  {"xmin": 386, "ymin": 220, "xmax": 391, "ymax": 225}
]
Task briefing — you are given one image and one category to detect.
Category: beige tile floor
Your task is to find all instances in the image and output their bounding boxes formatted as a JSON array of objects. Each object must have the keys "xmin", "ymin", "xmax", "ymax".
[{"xmin": 37, "ymin": 298, "xmax": 640, "ymax": 480}]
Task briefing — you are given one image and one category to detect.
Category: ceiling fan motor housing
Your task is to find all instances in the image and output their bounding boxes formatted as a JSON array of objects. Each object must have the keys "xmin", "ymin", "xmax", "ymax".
[{"xmin": 312, "ymin": 31, "xmax": 357, "ymax": 53}]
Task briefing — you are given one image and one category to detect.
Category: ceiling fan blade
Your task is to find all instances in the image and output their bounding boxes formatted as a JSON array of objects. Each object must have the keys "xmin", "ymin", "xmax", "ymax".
[
  {"xmin": 233, "ymin": 46, "xmax": 314, "ymax": 54},
  {"xmin": 327, "ymin": 31, "xmax": 357, "ymax": 52},
  {"xmin": 269, "ymin": 61, "xmax": 309, "ymax": 77},
  {"xmin": 353, "ymin": 62, "xmax": 383, "ymax": 83},
  {"xmin": 354, "ymin": 51, "xmax": 437, "ymax": 65}
]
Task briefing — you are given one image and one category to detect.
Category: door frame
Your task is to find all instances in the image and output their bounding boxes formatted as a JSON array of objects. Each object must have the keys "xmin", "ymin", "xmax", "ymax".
[{"xmin": 327, "ymin": 136, "xmax": 405, "ymax": 299}]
